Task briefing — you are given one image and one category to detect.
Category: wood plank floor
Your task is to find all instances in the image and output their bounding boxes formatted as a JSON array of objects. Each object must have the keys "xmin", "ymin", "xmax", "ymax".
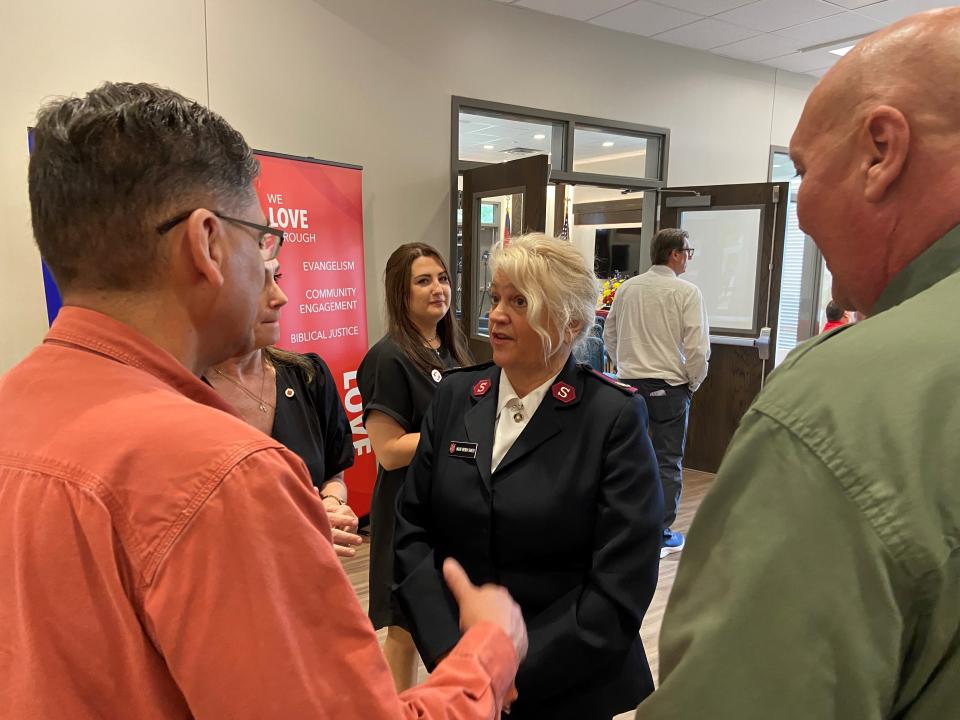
[{"xmin": 342, "ymin": 469, "xmax": 714, "ymax": 715}]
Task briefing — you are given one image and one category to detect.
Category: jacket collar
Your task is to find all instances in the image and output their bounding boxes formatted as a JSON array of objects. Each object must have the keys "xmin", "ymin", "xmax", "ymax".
[
  {"xmin": 465, "ymin": 354, "xmax": 584, "ymax": 490},
  {"xmin": 488, "ymin": 354, "xmax": 582, "ymax": 478}
]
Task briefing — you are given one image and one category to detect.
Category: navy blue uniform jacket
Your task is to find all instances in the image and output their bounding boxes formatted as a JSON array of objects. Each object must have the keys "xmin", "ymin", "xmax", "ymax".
[{"xmin": 394, "ymin": 354, "xmax": 663, "ymax": 719}]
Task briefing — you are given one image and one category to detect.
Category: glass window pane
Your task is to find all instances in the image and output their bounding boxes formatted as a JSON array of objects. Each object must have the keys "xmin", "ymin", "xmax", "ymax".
[
  {"xmin": 472, "ymin": 193, "xmax": 523, "ymax": 339},
  {"xmin": 817, "ymin": 260, "xmax": 834, "ymax": 330},
  {"xmin": 572, "ymin": 126, "xmax": 660, "ymax": 179},
  {"xmin": 459, "ymin": 111, "xmax": 563, "ymax": 166},
  {"xmin": 567, "ymin": 186, "xmax": 644, "ymax": 279},
  {"xmin": 771, "ymin": 151, "xmax": 814, "ymax": 365},
  {"xmin": 679, "ymin": 207, "xmax": 763, "ymax": 332},
  {"xmin": 545, "ymin": 183, "xmax": 555, "ymax": 238}
]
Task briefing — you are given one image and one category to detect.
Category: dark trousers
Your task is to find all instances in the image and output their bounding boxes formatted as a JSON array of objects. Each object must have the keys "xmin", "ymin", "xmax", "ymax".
[{"xmin": 623, "ymin": 378, "xmax": 691, "ymax": 530}]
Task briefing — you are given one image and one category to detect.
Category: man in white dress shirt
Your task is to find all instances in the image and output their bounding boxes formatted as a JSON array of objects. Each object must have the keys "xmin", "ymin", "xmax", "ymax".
[{"xmin": 603, "ymin": 228, "xmax": 709, "ymax": 557}]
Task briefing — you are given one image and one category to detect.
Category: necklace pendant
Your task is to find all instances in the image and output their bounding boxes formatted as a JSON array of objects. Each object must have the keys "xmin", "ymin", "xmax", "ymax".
[
  {"xmin": 259, "ymin": 403, "xmax": 268, "ymax": 413},
  {"xmin": 512, "ymin": 410, "xmax": 524, "ymax": 423}
]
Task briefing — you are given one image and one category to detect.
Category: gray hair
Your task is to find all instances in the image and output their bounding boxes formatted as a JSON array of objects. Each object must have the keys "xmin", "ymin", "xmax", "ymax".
[
  {"xmin": 489, "ymin": 233, "xmax": 598, "ymax": 362},
  {"xmin": 29, "ymin": 81, "xmax": 259, "ymax": 292}
]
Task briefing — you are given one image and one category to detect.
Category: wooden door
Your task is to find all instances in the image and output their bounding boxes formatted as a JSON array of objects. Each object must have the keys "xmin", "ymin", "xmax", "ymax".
[
  {"xmin": 461, "ymin": 155, "xmax": 548, "ymax": 361},
  {"xmin": 659, "ymin": 182, "xmax": 788, "ymax": 472}
]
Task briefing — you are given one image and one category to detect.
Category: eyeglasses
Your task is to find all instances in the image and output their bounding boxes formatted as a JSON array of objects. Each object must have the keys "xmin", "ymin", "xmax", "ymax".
[
  {"xmin": 156, "ymin": 209, "xmax": 284, "ymax": 261},
  {"xmin": 676, "ymin": 247, "xmax": 695, "ymax": 259}
]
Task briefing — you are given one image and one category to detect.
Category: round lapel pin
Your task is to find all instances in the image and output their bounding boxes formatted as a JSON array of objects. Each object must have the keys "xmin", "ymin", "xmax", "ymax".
[
  {"xmin": 285, "ymin": 388, "xmax": 295, "ymax": 398},
  {"xmin": 432, "ymin": 368, "xmax": 443, "ymax": 383}
]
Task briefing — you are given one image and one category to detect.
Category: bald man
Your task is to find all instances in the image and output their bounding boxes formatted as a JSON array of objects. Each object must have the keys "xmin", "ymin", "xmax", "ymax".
[{"xmin": 635, "ymin": 9, "xmax": 960, "ymax": 719}]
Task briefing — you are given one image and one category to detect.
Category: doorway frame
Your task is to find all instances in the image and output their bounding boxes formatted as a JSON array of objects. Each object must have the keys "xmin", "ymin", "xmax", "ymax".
[
  {"xmin": 451, "ymin": 97, "xmax": 671, "ymax": 274},
  {"xmin": 768, "ymin": 145, "xmax": 827, "ymax": 348}
]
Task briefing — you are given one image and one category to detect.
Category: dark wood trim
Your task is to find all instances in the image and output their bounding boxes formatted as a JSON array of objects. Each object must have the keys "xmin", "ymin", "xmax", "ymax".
[
  {"xmin": 573, "ymin": 197, "xmax": 644, "ymax": 228},
  {"xmin": 657, "ymin": 182, "xmax": 789, "ymax": 473},
  {"xmin": 573, "ymin": 198, "xmax": 645, "ymax": 214},
  {"xmin": 460, "ymin": 155, "xmax": 549, "ymax": 361},
  {"xmin": 576, "ymin": 210, "xmax": 643, "ymax": 226},
  {"xmin": 553, "ymin": 183, "xmax": 568, "ymax": 236}
]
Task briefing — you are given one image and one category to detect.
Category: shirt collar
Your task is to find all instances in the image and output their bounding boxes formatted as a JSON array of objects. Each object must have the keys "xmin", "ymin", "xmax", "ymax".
[
  {"xmin": 648, "ymin": 264, "xmax": 676, "ymax": 278},
  {"xmin": 496, "ymin": 368, "xmax": 557, "ymax": 418},
  {"xmin": 873, "ymin": 224, "xmax": 960, "ymax": 315},
  {"xmin": 44, "ymin": 306, "xmax": 240, "ymax": 417}
]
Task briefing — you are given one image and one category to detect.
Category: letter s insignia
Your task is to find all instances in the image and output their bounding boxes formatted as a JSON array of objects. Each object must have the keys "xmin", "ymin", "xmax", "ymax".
[{"xmin": 551, "ymin": 381, "xmax": 576, "ymax": 403}]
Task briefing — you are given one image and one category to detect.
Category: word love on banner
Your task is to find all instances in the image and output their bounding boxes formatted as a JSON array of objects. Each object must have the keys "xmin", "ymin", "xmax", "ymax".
[
  {"xmin": 254, "ymin": 150, "xmax": 376, "ymax": 516},
  {"xmin": 266, "ymin": 200, "xmax": 315, "ymax": 244}
]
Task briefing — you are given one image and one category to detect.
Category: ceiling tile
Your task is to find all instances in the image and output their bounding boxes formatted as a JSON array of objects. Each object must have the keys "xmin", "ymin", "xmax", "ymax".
[
  {"xmin": 764, "ymin": 47, "xmax": 840, "ymax": 71},
  {"xmin": 589, "ymin": 0, "xmax": 703, "ymax": 36},
  {"xmin": 715, "ymin": 0, "xmax": 841, "ymax": 32},
  {"xmin": 646, "ymin": 0, "xmax": 759, "ymax": 15},
  {"xmin": 513, "ymin": 0, "xmax": 640, "ymax": 21},
  {"xmin": 822, "ymin": 0, "xmax": 881, "ymax": 7},
  {"xmin": 652, "ymin": 17, "xmax": 758, "ymax": 49},
  {"xmin": 712, "ymin": 31, "xmax": 801, "ymax": 60},
  {"xmin": 852, "ymin": 0, "xmax": 949, "ymax": 23},
  {"xmin": 775, "ymin": 10, "xmax": 884, "ymax": 44}
]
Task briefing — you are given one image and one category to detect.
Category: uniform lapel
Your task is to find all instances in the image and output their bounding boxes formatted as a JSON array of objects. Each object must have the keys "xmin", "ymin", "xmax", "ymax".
[
  {"xmin": 494, "ymin": 355, "xmax": 583, "ymax": 477},
  {"xmin": 464, "ymin": 368, "xmax": 500, "ymax": 492}
]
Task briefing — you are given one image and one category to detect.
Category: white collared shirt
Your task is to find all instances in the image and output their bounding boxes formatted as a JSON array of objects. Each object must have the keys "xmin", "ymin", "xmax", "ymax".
[
  {"xmin": 491, "ymin": 369, "xmax": 557, "ymax": 472},
  {"xmin": 603, "ymin": 265, "xmax": 711, "ymax": 391}
]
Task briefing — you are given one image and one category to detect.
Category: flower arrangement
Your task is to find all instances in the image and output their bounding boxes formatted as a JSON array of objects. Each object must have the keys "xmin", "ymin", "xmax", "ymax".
[{"xmin": 599, "ymin": 276, "xmax": 623, "ymax": 308}]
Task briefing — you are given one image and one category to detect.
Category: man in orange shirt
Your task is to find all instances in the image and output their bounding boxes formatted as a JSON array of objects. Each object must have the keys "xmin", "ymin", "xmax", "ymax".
[{"xmin": 0, "ymin": 82, "xmax": 525, "ymax": 719}]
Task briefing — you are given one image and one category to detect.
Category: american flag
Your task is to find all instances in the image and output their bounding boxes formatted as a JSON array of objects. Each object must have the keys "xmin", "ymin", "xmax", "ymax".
[
  {"xmin": 503, "ymin": 208, "xmax": 511, "ymax": 246},
  {"xmin": 559, "ymin": 209, "xmax": 570, "ymax": 241}
]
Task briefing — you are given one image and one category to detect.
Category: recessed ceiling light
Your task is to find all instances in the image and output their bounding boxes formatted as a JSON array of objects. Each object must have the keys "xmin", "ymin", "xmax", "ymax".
[
  {"xmin": 533, "ymin": 133, "xmax": 546, "ymax": 140},
  {"xmin": 602, "ymin": 141, "xmax": 615, "ymax": 147},
  {"xmin": 483, "ymin": 144, "xmax": 494, "ymax": 150},
  {"xmin": 829, "ymin": 45, "xmax": 854, "ymax": 56}
]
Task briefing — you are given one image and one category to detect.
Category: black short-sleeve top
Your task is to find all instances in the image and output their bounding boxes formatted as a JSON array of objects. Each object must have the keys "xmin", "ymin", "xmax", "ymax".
[
  {"xmin": 357, "ymin": 336, "xmax": 455, "ymax": 434},
  {"xmin": 272, "ymin": 353, "xmax": 355, "ymax": 489}
]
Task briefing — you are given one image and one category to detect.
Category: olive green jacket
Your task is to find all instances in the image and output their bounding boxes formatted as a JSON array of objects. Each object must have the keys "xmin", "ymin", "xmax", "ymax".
[{"xmin": 636, "ymin": 226, "xmax": 960, "ymax": 719}]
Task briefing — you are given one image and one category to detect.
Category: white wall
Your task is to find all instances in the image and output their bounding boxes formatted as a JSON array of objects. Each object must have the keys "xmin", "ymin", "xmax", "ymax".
[
  {"xmin": 0, "ymin": 0, "xmax": 207, "ymax": 372},
  {"xmin": 0, "ymin": 0, "xmax": 816, "ymax": 372}
]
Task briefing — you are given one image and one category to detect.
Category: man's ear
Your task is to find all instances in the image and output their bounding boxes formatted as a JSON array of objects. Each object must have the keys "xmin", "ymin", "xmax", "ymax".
[
  {"xmin": 183, "ymin": 210, "xmax": 226, "ymax": 288},
  {"xmin": 862, "ymin": 105, "xmax": 910, "ymax": 203}
]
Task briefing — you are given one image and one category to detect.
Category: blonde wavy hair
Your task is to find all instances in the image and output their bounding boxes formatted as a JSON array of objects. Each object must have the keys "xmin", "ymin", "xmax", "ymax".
[{"xmin": 489, "ymin": 233, "xmax": 599, "ymax": 362}]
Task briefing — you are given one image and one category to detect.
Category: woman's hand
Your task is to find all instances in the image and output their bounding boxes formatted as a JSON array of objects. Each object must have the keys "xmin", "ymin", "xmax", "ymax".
[
  {"xmin": 318, "ymin": 478, "xmax": 362, "ymax": 558},
  {"xmin": 325, "ymin": 502, "xmax": 362, "ymax": 558}
]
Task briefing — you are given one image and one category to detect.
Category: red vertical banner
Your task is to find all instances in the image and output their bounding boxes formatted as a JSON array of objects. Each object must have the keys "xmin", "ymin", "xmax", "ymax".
[{"xmin": 253, "ymin": 151, "xmax": 375, "ymax": 516}]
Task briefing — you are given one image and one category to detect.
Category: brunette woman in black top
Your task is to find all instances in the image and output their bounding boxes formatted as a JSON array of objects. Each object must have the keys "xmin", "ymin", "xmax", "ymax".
[
  {"xmin": 358, "ymin": 243, "xmax": 471, "ymax": 689},
  {"xmin": 208, "ymin": 259, "xmax": 362, "ymax": 557}
]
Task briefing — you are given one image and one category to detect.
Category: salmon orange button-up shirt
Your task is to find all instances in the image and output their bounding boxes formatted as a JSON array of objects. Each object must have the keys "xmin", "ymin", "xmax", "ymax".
[{"xmin": 0, "ymin": 307, "xmax": 517, "ymax": 719}]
